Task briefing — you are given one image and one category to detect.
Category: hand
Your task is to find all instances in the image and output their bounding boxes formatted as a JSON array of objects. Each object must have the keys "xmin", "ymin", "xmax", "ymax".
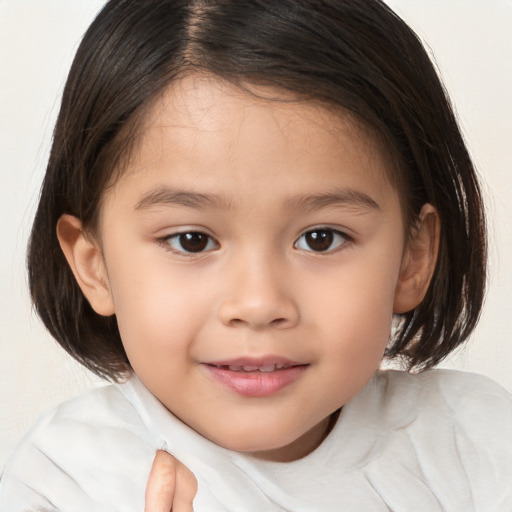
[{"xmin": 145, "ymin": 450, "xmax": 198, "ymax": 512}]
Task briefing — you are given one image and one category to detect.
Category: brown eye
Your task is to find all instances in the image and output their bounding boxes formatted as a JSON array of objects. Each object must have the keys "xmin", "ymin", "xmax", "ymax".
[
  {"xmin": 305, "ymin": 230, "xmax": 333, "ymax": 251},
  {"xmin": 166, "ymin": 232, "xmax": 217, "ymax": 253},
  {"xmin": 295, "ymin": 229, "xmax": 347, "ymax": 252}
]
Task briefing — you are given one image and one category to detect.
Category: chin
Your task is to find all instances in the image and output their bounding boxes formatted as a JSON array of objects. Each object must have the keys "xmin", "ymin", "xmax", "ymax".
[
  {"xmin": 216, "ymin": 434, "xmax": 287, "ymax": 453},
  {"xmin": 208, "ymin": 425, "xmax": 310, "ymax": 461}
]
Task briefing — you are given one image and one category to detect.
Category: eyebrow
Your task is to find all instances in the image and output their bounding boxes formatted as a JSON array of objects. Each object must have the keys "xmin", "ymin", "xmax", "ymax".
[
  {"xmin": 134, "ymin": 185, "xmax": 379, "ymax": 212},
  {"xmin": 284, "ymin": 188, "xmax": 380, "ymax": 212},
  {"xmin": 134, "ymin": 186, "xmax": 232, "ymax": 211}
]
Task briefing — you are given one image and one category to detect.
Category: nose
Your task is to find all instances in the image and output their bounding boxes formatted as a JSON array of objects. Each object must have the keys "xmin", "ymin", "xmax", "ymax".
[{"xmin": 217, "ymin": 253, "xmax": 300, "ymax": 330}]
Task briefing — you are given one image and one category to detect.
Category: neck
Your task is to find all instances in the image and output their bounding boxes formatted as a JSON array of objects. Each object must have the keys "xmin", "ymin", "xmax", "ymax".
[{"xmin": 249, "ymin": 409, "xmax": 341, "ymax": 463}]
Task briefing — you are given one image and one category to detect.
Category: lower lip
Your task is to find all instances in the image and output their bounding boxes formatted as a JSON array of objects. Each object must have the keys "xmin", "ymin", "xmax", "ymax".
[{"xmin": 203, "ymin": 365, "xmax": 308, "ymax": 397}]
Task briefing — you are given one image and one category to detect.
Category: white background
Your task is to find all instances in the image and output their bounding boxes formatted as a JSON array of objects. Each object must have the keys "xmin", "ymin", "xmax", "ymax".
[{"xmin": 1, "ymin": 0, "xmax": 511, "ymax": 471}]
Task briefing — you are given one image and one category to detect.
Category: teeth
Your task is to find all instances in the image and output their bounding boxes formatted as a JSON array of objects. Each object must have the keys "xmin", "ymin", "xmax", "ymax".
[
  {"xmin": 222, "ymin": 364, "xmax": 290, "ymax": 372},
  {"xmin": 242, "ymin": 365, "xmax": 259, "ymax": 371}
]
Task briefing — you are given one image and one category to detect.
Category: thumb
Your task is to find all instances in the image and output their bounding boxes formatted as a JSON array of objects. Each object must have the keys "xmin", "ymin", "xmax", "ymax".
[{"xmin": 145, "ymin": 450, "xmax": 177, "ymax": 512}]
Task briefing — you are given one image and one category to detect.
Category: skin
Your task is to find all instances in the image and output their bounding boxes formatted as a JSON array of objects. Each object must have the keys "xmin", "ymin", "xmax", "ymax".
[
  {"xmin": 145, "ymin": 450, "xmax": 197, "ymax": 512},
  {"xmin": 58, "ymin": 75, "xmax": 438, "ymax": 466}
]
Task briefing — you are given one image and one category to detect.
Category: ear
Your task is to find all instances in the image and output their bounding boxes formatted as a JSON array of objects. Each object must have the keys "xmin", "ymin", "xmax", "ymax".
[
  {"xmin": 393, "ymin": 204, "xmax": 440, "ymax": 314},
  {"xmin": 56, "ymin": 214, "xmax": 115, "ymax": 316}
]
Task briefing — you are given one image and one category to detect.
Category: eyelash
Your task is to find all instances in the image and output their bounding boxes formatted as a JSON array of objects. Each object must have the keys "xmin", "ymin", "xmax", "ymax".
[
  {"xmin": 294, "ymin": 228, "xmax": 350, "ymax": 253},
  {"xmin": 158, "ymin": 227, "xmax": 350, "ymax": 256},
  {"xmin": 160, "ymin": 232, "xmax": 219, "ymax": 255}
]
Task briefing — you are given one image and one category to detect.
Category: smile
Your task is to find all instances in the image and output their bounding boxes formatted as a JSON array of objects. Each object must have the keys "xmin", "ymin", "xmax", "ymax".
[
  {"xmin": 212, "ymin": 363, "xmax": 293, "ymax": 373},
  {"xmin": 203, "ymin": 357, "xmax": 309, "ymax": 397}
]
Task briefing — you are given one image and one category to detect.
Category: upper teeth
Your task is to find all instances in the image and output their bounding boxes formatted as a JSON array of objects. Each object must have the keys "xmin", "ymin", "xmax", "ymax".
[{"xmin": 225, "ymin": 364, "xmax": 288, "ymax": 372}]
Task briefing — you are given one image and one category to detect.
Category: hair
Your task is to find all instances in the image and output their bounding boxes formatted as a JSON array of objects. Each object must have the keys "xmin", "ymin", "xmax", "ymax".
[{"xmin": 28, "ymin": 0, "xmax": 486, "ymax": 381}]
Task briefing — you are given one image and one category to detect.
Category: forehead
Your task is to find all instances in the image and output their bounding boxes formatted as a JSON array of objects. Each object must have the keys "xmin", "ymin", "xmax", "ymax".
[
  {"xmin": 139, "ymin": 75, "xmax": 381, "ymax": 155},
  {"xmin": 109, "ymin": 74, "xmax": 398, "ymax": 209}
]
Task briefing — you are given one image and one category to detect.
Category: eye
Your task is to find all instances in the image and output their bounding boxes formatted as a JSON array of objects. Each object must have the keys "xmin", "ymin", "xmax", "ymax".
[
  {"xmin": 295, "ymin": 228, "xmax": 348, "ymax": 253},
  {"xmin": 165, "ymin": 232, "xmax": 218, "ymax": 254}
]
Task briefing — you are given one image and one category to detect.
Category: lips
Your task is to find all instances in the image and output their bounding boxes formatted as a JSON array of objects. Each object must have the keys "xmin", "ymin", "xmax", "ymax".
[
  {"xmin": 207, "ymin": 356, "xmax": 303, "ymax": 369},
  {"xmin": 203, "ymin": 357, "xmax": 308, "ymax": 397},
  {"xmin": 211, "ymin": 362, "xmax": 295, "ymax": 373}
]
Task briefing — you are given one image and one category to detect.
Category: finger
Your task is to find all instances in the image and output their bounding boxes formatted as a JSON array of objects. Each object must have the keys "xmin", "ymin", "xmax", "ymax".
[
  {"xmin": 145, "ymin": 450, "xmax": 177, "ymax": 512},
  {"xmin": 170, "ymin": 462, "xmax": 198, "ymax": 512}
]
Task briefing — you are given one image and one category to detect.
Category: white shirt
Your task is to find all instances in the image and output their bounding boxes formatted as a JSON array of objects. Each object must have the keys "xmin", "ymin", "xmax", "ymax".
[{"xmin": 1, "ymin": 369, "xmax": 511, "ymax": 511}]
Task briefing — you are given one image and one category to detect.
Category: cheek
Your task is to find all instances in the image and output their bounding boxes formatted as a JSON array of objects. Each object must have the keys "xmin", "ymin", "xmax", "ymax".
[
  {"xmin": 307, "ymin": 256, "xmax": 400, "ymax": 366},
  {"xmin": 323, "ymin": 296, "xmax": 392, "ymax": 366},
  {"xmin": 313, "ymin": 295, "xmax": 392, "ymax": 408},
  {"xmin": 106, "ymin": 255, "xmax": 209, "ymax": 361},
  {"xmin": 312, "ymin": 256, "xmax": 399, "ymax": 325}
]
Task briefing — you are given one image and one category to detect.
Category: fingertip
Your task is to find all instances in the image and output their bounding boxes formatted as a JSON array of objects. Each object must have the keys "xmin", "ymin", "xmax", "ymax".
[{"xmin": 145, "ymin": 450, "xmax": 176, "ymax": 512}]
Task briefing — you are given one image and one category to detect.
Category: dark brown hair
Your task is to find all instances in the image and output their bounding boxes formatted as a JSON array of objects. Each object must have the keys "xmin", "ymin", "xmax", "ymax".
[{"xmin": 28, "ymin": 0, "xmax": 486, "ymax": 380}]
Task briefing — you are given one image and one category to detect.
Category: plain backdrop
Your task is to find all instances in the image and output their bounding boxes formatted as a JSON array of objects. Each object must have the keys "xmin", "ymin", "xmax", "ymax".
[{"xmin": 1, "ymin": 0, "xmax": 511, "ymax": 471}]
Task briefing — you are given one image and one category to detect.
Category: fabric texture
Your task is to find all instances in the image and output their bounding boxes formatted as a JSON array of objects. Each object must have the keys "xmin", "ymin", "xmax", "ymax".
[{"xmin": 1, "ymin": 369, "xmax": 511, "ymax": 511}]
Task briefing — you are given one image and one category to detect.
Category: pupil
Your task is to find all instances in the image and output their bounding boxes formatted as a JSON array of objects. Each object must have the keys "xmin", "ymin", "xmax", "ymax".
[
  {"xmin": 180, "ymin": 233, "xmax": 208, "ymax": 252},
  {"xmin": 306, "ymin": 230, "xmax": 333, "ymax": 251}
]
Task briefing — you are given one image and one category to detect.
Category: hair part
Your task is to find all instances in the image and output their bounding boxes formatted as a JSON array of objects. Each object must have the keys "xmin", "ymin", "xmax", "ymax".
[{"xmin": 28, "ymin": 0, "xmax": 486, "ymax": 380}]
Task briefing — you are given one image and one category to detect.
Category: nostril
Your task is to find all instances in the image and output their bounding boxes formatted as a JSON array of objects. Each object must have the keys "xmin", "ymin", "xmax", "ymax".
[
  {"xmin": 228, "ymin": 317, "xmax": 289, "ymax": 329},
  {"xmin": 218, "ymin": 297, "xmax": 300, "ymax": 329}
]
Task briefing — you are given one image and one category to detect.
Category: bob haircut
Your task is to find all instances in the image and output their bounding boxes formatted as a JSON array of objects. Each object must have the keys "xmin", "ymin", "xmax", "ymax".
[{"xmin": 28, "ymin": 0, "xmax": 486, "ymax": 381}]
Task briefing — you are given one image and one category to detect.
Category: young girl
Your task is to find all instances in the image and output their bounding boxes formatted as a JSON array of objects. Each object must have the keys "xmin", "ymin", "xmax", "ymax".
[{"xmin": 1, "ymin": 0, "xmax": 511, "ymax": 510}]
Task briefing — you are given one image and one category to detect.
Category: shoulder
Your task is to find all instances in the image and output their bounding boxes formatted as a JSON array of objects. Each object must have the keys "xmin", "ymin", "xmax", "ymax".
[
  {"xmin": 363, "ymin": 369, "xmax": 512, "ymax": 508},
  {"xmin": 15, "ymin": 381, "xmax": 153, "ymax": 458},
  {"xmin": 377, "ymin": 368, "xmax": 512, "ymax": 414},
  {"xmin": 379, "ymin": 366, "xmax": 511, "ymax": 392},
  {"xmin": 0, "ymin": 380, "xmax": 154, "ymax": 511},
  {"xmin": 371, "ymin": 368, "xmax": 512, "ymax": 432},
  {"xmin": 342, "ymin": 370, "xmax": 512, "ymax": 509}
]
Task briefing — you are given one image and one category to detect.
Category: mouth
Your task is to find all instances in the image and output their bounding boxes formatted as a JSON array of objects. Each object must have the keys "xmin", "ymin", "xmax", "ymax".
[
  {"xmin": 203, "ymin": 357, "xmax": 309, "ymax": 397},
  {"xmin": 209, "ymin": 362, "xmax": 297, "ymax": 373}
]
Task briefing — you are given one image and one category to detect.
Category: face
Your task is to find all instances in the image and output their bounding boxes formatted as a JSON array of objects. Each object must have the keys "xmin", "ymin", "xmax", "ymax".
[{"xmin": 77, "ymin": 75, "xmax": 421, "ymax": 461}]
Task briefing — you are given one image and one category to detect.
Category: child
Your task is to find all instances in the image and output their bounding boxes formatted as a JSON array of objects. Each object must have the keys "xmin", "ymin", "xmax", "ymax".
[{"xmin": 1, "ymin": 0, "xmax": 511, "ymax": 510}]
